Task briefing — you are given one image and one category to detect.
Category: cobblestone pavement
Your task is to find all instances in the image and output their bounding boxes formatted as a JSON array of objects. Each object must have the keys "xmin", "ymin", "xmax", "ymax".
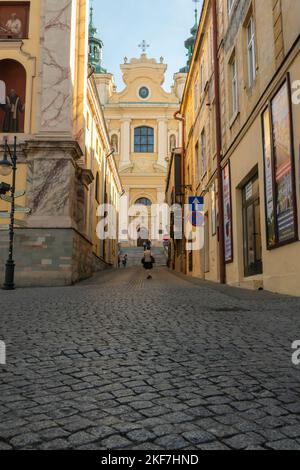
[{"xmin": 1, "ymin": 267, "xmax": 300, "ymax": 450}]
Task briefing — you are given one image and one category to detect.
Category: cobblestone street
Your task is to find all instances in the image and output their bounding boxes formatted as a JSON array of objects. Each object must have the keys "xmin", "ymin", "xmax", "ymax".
[{"xmin": 1, "ymin": 267, "xmax": 300, "ymax": 450}]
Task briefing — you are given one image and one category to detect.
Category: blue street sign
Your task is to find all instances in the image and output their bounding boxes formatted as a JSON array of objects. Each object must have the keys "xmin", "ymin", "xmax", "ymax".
[
  {"xmin": 189, "ymin": 196, "xmax": 204, "ymax": 211},
  {"xmin": 188, "ymin": 210, "xmax": 205, "ymax": 227}
]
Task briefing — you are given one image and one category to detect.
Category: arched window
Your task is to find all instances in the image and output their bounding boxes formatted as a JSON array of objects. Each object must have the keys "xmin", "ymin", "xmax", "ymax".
[
  {"xmin": 0, "ymin": 59, "xmax": 26, "ymax": 133},
  {"xmin": 134, "ymin": 126, "xmax": 154, "ymax": 153},
  {"xmin": 135, "ymin": 198, "xmax": 152, "ymax": 206},
  {"xmin": 95, "ymin": 172, "xmax": 100, "ymax": 203},
  {"xmin": 111, "ymin": 134, "xmax": 118, "ymax": 154}
]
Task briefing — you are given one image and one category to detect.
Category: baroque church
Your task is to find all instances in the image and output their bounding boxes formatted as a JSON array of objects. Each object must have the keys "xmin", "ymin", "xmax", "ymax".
[{"xmin": 89, "ymin": 8, "xmax": 189, "ymax": 246}]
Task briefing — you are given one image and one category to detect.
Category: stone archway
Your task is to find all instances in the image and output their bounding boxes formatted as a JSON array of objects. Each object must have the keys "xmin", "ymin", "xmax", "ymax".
[
  {"xmin": 137, "ymin": 226, "xmax": 149, "ymax": 247},
  {"xmin": 135, "ymin": 197, "xmax": 152, "ymax": 247},
  {"xmin": 0, "ymin": 59, "xmax": 26, "ymax": 132}
]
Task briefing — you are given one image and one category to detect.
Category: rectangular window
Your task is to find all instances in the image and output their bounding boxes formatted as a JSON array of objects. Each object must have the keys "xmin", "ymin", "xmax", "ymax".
[
  {"xmin": 262, "ymin": 78, "xmax": 298, "ymax": 249},
  {"xmin": 0, "ymin": 2, "xmax": 30, "ymax": 39},
  {"xmin": 242, "ymin": 174, "xmax": 263, "ymax": 277},
  {"xmin": 247, "ymin": 16, "xmax": 256, "ymax": 87},
  {"xmin": 201, "ymin": 129, "xmax": 206, "ymax": 176},
  {"xmin": 231, "ymin": 56, "xmax": 238, "ymax": 115},
  {"xmin": 134, "ymin": 126, "xmax": 154, "ymax": 153}
]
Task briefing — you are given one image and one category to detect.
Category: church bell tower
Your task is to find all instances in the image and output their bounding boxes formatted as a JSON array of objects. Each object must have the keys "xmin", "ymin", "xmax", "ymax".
[{"xmin": 88, "ymin": 4, "xmax": 106, "ymax": 74}]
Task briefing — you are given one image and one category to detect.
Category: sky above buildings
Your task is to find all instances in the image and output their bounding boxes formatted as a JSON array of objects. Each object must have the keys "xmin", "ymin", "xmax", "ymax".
[{"xmin": 94, "ymin": 0, "xmax": 203, "ymax": 92}]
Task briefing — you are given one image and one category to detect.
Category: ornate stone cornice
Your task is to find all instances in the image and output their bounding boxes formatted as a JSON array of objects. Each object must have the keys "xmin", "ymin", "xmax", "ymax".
[{"xmin": 77, "ymin": 167, "xmax": 94, "ymax": 188}]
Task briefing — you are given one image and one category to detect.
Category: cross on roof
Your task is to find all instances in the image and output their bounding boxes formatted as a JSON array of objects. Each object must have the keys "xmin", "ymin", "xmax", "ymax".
[
  {"xmin": 138, "ymin": 40, "xmax": 150, "ymax": 53},
  {"xmin": 193, "ymin": 0, "xmax": 200, "ymax": 20}
]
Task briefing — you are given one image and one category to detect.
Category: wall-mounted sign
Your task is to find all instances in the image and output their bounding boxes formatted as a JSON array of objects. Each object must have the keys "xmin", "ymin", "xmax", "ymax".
[
  {"xmin": 262, "ymin": 76, "xmax": 297, "ymax": 249},
  {"xmin": 271, "ymin": 80, "xmax": 296, "ymax": 244}
]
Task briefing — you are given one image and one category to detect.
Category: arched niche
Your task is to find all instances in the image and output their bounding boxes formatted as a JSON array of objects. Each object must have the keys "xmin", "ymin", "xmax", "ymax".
[
  {"xmin": 169, "ymin": 134, "xmax": 176, "ymax": 153},
  {"xmin": 111, "ymin": 134, "xmax": 119, "ymax": 154},
  {"xmin": 0, "ymin": 59, "xmax": 26, "ymax": 133},
  {"xmin": 135, "ymin": 197, "xmax": 152, "ymax": 207}
]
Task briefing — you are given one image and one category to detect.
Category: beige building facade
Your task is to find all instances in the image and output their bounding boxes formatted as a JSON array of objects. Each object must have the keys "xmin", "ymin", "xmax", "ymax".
[
  {"xmin": 0, "ymin": 0, "xmax": 122, "ymax": 286},
  {"xmin": 171, "ymin": 0, "xmax": 300, "ymax": 296},
  {"xmin": 96, "ymin": 53, "xmax": 186, "ymax": 246}
]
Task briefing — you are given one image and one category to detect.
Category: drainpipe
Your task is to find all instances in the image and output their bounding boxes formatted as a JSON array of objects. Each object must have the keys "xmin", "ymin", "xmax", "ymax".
[
  {"xmin": 174, "ymin": 110, "xmax": 187, "ymax": 275},
  {"xmin": 212, "ymin": 0, "xmax": 226, "ymax": 284}
]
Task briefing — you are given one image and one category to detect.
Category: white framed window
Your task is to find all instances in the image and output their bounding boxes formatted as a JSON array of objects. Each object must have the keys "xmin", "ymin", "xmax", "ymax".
[
  {"xmin": 247, "ymin": 16, "xmax": 256, "ymax": 87},
  {"xmin": 231, "ymin": 56, "xmax": 238, "ymax": 115}
]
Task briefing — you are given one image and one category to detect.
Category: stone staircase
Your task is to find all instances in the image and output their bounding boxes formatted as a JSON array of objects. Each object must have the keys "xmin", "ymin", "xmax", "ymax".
[{"xmin": 119, "ymin": 246, "xmax": 167, "ymax": 267}]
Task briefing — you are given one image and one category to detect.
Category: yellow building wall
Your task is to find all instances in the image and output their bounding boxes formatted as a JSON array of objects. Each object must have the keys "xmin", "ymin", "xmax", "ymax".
[{"xmin": 178, "ymin": 0, "xmax": 300, "ymax": 296}]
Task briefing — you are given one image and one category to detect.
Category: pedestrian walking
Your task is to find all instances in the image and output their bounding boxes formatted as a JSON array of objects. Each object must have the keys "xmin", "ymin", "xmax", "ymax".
[
  {"xmin": 122, "ymin": 254, "xmax": 128, "ymax": 268},
  {"xmin": 141, "ymin": 249, "xmax": 155, "ymax": 279}
]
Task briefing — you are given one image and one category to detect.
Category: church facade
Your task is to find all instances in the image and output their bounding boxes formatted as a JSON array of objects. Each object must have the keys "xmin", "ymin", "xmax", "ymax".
[
  {"xmin": 0, "ymin": 0, "xmax": 122, "ymax": 287},
  {"xmin": 95, "ymin": 51, "xmax": 186, "ymax": 246}
]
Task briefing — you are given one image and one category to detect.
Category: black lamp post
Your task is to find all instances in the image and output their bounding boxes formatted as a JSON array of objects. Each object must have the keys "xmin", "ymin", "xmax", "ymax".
[{"xmin": 0, "ymin": 136, "xmax": 17, "ymax": 290}]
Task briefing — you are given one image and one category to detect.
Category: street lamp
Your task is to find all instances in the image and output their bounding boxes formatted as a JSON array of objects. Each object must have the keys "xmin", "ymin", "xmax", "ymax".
[{"xmin": 0, "ymin": 136, "xmax": 17, "ymax": 290}]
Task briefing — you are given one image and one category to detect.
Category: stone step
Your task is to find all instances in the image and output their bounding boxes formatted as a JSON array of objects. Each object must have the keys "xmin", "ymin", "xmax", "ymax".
[{"xmin": 120, "ymin": 246, "xmax": 167, "ymax": 267}]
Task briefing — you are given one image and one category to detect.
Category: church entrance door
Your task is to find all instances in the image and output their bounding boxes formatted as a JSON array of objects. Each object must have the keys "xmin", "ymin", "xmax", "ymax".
[{"xmin": 137, "ymin": 227, "xmax": 148, "ymax": 247}]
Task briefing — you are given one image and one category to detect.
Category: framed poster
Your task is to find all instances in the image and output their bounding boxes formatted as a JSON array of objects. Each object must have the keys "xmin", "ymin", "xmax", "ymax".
[
  {"xmin": 262, "ymin": 76, "xmax": 298, "ymax": 249},
  {"xmin": 262, "ymin": 107, "xmax": 276, "ymax": 249},
  {"xmin": 271, "ymin": 79, "xmax": 297, "ymax": 244},
  {"xmin": 222, "ymin": 163, "xmax": 233, "ymax": 263},
  {"xmin": 0, "ymin": 2, "xmax": 30, "ymax": 40}
]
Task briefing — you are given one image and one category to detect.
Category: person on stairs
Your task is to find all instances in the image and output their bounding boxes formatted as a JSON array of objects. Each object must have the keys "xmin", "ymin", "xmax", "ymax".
[
  {"xmin": 122, "ymin": 254, "xmax": 128, "ymax": 268},
  {"xmin": 142, "ymin": 249, "xmax": 155, "ymax": 279}
]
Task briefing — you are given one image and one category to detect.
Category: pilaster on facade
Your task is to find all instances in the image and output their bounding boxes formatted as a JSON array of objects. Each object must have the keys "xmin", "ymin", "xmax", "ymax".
[
  {"xmin": 272, "ymin": 0, "xmax": 285, "ymax": 68},
  {"xmin": 120, "ymin": 118, "xmax": 134, "ymax": 170},
  {"xmin": 157, "ymin": 118, "xmax": 168, "ymax": 168}
]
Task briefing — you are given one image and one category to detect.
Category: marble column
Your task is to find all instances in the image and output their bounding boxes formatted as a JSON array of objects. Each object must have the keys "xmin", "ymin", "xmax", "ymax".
[
  {"xmin": 157, "ymin": 118, "xmax": 168, "ymax": 167},
  {"xmin": 120, "ymin": 118, "xmax": 131, "ymax": 167},
  {"xmin": 37, "ymin": 0, "xmax": 76, "ymax": 137}
]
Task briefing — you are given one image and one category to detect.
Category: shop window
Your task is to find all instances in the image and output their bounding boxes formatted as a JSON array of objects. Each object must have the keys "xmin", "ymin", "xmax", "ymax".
[{"xmin": 242, "ymin": 173, "xmax": 263, "ymax": 277}]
